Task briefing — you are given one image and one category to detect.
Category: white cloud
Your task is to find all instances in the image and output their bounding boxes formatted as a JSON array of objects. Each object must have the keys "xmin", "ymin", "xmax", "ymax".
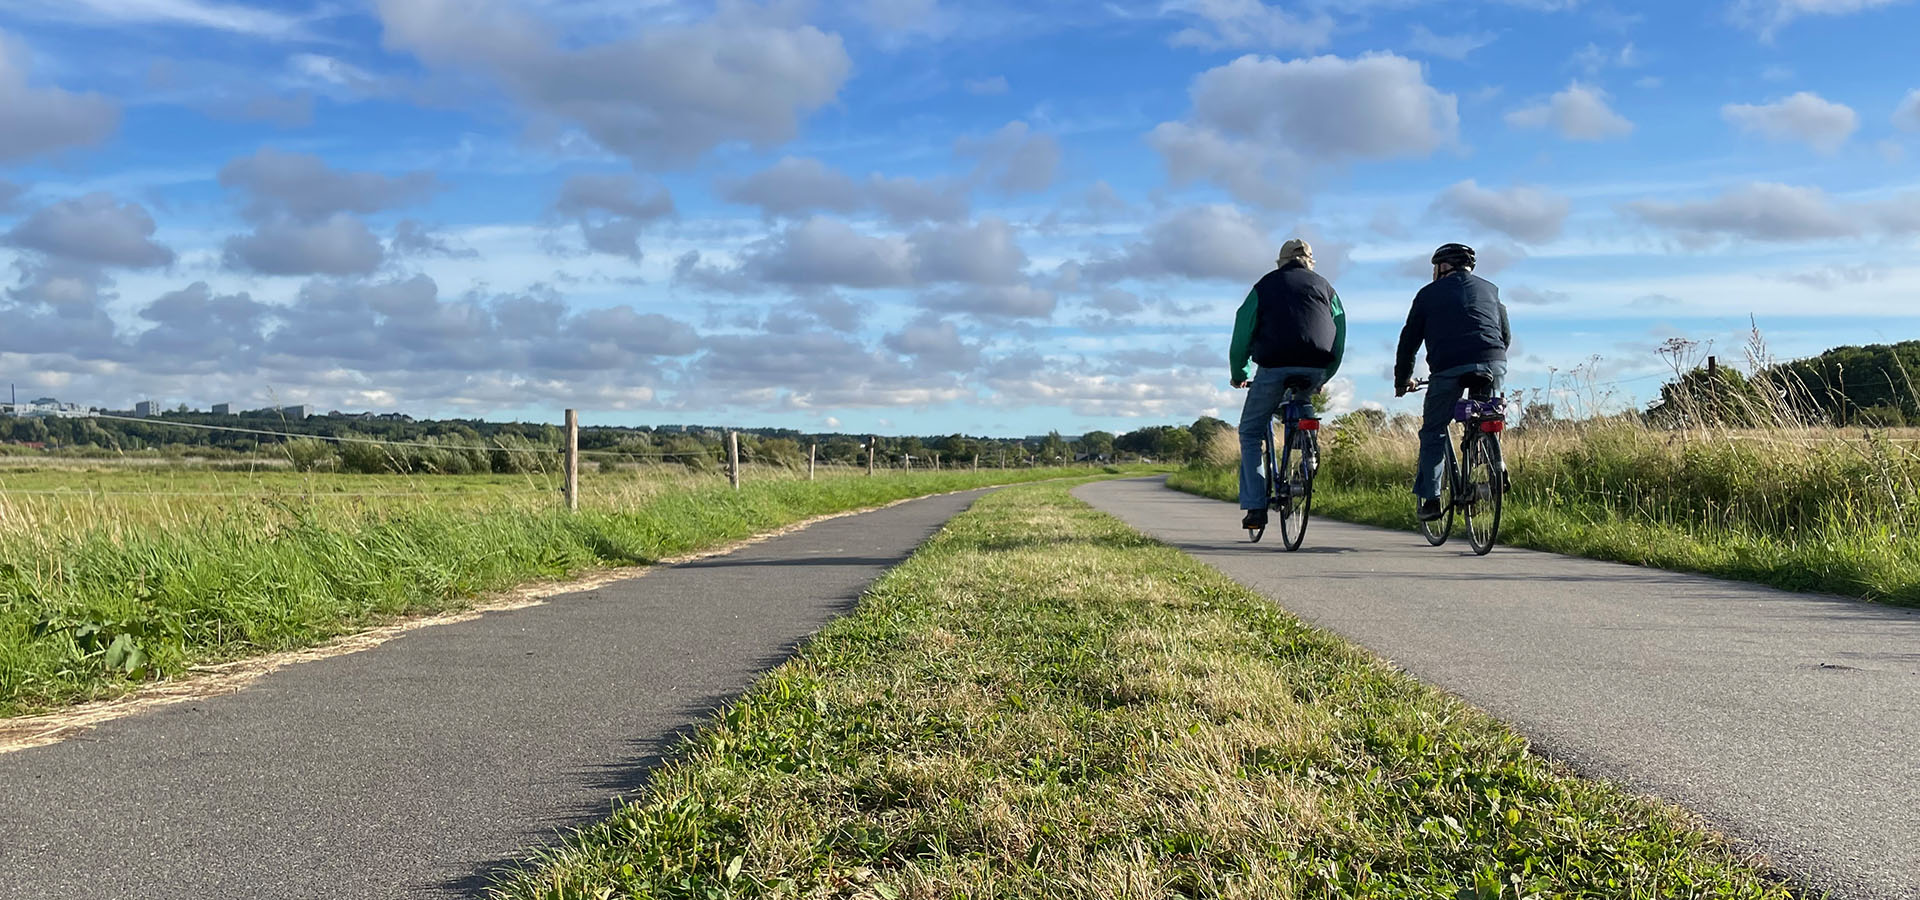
[
  {"xmin": 719, "ymin": 157, "xmax": 970, "ymax": 225},
  {"xmin": 1408, "ymin": 25, "xmax": 1497, "ymax": 61},
  {"xmin": 1508, "ymin": 285, "xmax": 1573, "ymax": 306},
  {"xmin": 224, "ymin": 214, "xmax": 388, "ymax": 275},
  {"xmin": 5, "ymin": 193, "xmax": 175, "ymax": 268},
  {"xmin": 1570, "ymin": 42, "xmax": 1640, "ymax": 75},
  {"xmin": 956, "ymin": 121, "xmax": 1061, "ymax": 194},
  {"xmin": 1164, "ymin": 0, "xmax": 1335, "ymax": 52},
  {"xmin": 1432, "ymin": 181, "xmax": 1571, "ymax": 243},
  {"xmin": 0, "ymin": 32, "xmax": 119, "ymax": 162},
  {"xmin": 1152, "ymin": 53, "xmax": 1458, "ymax": 208},
  {"xmin": 0, "ymin": 0, "xmax": 306, "ymax": 39},
  {"xmin": 1506, "ymin": 82, "xmax": 1634, "ymax": 140},
  {"xmin": 1895, "ymin": 89, "xmax": 1920, "ymax": 131},
  {"xmin": 1730, "ymin": 0, "xmax": 1911, "ymax": 39},
  {"xmin": 1086, "ymin": 204, "xmax": 1272, "ymax": 283},
  {"xmin": 1625, "ymin": 182, "xmax": 1859, "ymax": 244},
  {"xmin": 374, "ymin": 0, "xmax": 852, "ymax": 166},
  {"xmin": 554, "ymin": 174, "xmax": 676, "ymax": 260},
  {"xmin": 219, "ymin": 148, "xmax": 438, "ymax": 221},
  {"xmin": 1722, "ymin": 92, "xmax": 1858, "ymax": 153}
]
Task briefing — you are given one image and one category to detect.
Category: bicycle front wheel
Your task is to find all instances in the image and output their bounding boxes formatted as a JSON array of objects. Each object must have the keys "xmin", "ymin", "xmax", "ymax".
[
  {"xmin": 1464, "ymin": 435, "xmax": 1504, "ymax": 556},
  {"xmin": 1280, "ymin": 429, "xmax": 1317, "ymax": 552},
  {"xmin": 1419, "ymin": 436, "xmax": 1455, "ymax": 546}
]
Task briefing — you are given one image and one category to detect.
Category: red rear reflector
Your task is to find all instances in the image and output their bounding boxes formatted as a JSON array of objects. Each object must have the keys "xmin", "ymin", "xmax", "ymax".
[
  {"xmin": 1479, "ymin": 421, "xmax": 1505, "ymax": 433},
  {"xmin": 1299, "ymin": 419, "xmax": 1320, "ymax": 431}
]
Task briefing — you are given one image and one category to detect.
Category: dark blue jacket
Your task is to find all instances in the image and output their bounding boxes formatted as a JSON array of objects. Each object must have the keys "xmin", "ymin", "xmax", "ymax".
[{"xmin": 1394, "ymin": 271, "xmax": 1511, "ymax": 384}]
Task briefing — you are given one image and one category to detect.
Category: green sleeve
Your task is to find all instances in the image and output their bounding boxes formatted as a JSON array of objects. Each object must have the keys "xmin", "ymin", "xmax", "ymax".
[
  {"xmin": 1324, "ymin": 291, "xmax": 1347, "ymax": 381},
  {"xmin": 1228, "ymin": 288, "xmax": 1258, "ymax": 384}
]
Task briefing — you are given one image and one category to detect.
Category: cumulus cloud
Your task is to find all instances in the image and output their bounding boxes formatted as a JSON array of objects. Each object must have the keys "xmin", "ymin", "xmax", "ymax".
[
  {"xmin": 957, "ymin": 121, "xmax": 1061, "ymax": 194},
  {"xmin": 1894, "ymin": 88, "xmax": 1920, "ymax": 131},
  {"xmin": 1624, "ymin": 182, "xmax": 1859, "ymax": 244},
  {"xmin": 1507, "ymin": 285, "xmax": 1572, "ymax": 306},
  {"xmin": 0, "ymin": 31, "xmax": 119, "ymax": 162},
  {"xmin": 1783, "ymin": 263, "xmax": 1888, "ymax": 290},
  {"xmin": 922, "ymin": 284, "xmax": 1056, "ymax": 319},
  {"xmin": 731, "ymin": 216, "xmax": 1030, "ymax": 291},
  {"xmin": 1432, "ymin": 180, "xmax": 1571, "ymax": 243},
  {"xmin": 719, "ymin": 157, "xmax": 968, "ymax": 224},
  {"xmin": 1086, "ymin": 204, "xmax": 1272, "ymax": 283},
  {"xmin": 1506, "ymin": 83, "xmax": 1634, "ymax": 140},
  {"xmin": 374, "ymin": 0, "xmax": 851, "ymax": 166},
  {"xmin": 883, "ymin": 314, "xmax": 979, "ymax": 371},
  {"xmin": 553, "ymin": 174, "xmax": 675, "ymax": 259},
  {"xmin": 0, "ymin": 259, "xmax": 122, "ymax": 358},
  {"xmin": 1722, "ymin": 92, "xmax": 1858, "ymax": 153},
  {"xmin": 1151, "ymin": 53, "xmax": 1458, "ymax": 208},
  {"xmin": 742, "ymin": 218, "xmax": 917, "ymax": 288},
  {"xmin": 224, "ymin": 215, "xmax": 388, "ymax": 276},
  {"xmin": 1164, "ymin": 0, "xmax": 1335, "ymax": 52},
  {"xmin": 218, "ymin": 149, "xmax": 441, "ymax": 276},
  {"xmin": 220, "ymin": 148, "xmax": 436, "ymax": 222},
  {"xmin": 390, "ymin": 220, "xmax": 475, "ymax": 258},
  {"xmin": 4, "ymin": 193, "xmax": 175, "ymax": 268}
]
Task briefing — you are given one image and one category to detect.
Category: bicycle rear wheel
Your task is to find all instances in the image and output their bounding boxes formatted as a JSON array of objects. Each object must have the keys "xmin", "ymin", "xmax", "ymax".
[
  {"xmin": 1280, "ymin": 428, "xmax": 1317, "ymax": 551},
  {"xmin": 1418, "ymin": 437, "xmax": 1455, "ymax": 546},
  {"xmin": 1464, "ymin": 435, "xmax": 1504, "ymax": 556},
  {"xmin": 1248, "ymin": 428, "xmax": 1278, "ymax": 543}
]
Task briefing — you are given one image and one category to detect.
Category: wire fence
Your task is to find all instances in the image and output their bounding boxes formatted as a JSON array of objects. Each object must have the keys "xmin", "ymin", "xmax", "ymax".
[{"xmin": 0, "ymin": 411, "xmax": 1063, "ymax": 505}]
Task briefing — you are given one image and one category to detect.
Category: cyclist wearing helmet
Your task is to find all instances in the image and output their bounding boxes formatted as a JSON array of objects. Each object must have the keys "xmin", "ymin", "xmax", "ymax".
[
  {"xmin": 1394, "ymin": 243, "xmax": 1511, "ymax": 522},
  {"xmin": 1230, "ymin": 238, "xmax": 1347, "ymax": 530}
]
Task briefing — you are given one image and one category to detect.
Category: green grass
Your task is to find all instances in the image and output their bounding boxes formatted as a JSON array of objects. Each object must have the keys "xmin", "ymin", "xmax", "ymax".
[
  {"xmin": 0, "ymin": 465, "xmax": 1152, "ymax": 716},
  {"xmin": 1171, "ymin": 424, "xmax": 1920, "ymax": 607},
  {"xmin": 489, "ymin": 483, "xmax": 1796, "ymax": 899}
]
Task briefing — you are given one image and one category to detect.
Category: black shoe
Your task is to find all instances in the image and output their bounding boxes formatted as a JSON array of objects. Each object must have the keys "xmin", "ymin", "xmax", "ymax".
[
  {"xmin": 1242, "ymin": 508, "xmax": 1268, "ymax": 529},
  {"xmin": 1417, "ymin": 498, "xmax": 1444, "ymax": 521}
]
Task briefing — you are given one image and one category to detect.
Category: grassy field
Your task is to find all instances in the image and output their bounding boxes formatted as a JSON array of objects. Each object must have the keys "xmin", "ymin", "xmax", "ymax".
[
  {"xmin": 1170, "ymin": 420, "xmax": 1920, "ymax": 606},
  {"xmin": 491, "ymin": 482, "xmax": 1794, "ymax": 898},
  {"xmin": 0, "ymin": 463, "xmax": 1145, "ymax": 717}
]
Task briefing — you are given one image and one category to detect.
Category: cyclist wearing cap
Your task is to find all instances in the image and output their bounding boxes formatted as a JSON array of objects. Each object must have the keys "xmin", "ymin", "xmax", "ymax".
[
  {"xmin": 1229, "ymin": 238, "xmax": 1347, "ymax": 531},
  {"xmin": 1395, "ymin": 243, "xmax": 1511, "ymax": 522}
]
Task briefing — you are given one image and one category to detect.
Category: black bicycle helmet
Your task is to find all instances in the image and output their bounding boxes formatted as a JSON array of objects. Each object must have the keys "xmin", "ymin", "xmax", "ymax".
[{"xmin": 1431, "ymin": 243, "xmax": 1476, "ymax": 269}]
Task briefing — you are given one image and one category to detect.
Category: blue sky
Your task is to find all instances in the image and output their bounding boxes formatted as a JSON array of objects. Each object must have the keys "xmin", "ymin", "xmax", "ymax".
[{"xmin": 1, "ymin": 0, "xmax": 1916, "ymax": 436}]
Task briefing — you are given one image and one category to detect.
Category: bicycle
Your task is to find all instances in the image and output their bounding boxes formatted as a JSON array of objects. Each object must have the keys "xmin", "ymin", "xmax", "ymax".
[
  {"xmin": 1408, "ymin": 375, "xmax": 1508, "ymax": 556},
  {"xmin": 1245, "ymin": 376, "xmax": 1321, "ymax": 551}
]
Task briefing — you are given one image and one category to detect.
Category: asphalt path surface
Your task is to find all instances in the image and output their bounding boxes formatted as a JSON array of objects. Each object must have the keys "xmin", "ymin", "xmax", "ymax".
[
  {"xmin": 1074, "ymin": 477, "xmax": 1920, "ymax": 900},
  {"xmin": 0, "ymin": 489, "xmax": 989, "ymax": 899}
]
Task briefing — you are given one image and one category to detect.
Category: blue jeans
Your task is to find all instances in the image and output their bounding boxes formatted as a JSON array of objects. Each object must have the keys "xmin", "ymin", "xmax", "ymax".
[
  {"xmin": 1239, "ymin": 366, "xmax": 1324, "ymax": 510},
  {"xmin": 1416, "ymin": 361, "xmax": 1508, "ymax": 500}
]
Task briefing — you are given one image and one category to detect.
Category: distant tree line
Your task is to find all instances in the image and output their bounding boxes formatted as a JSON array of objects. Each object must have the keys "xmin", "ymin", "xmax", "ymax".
[{"xmin": 0, "ymin": 408, "xmax": 1238, "ymax": 474}]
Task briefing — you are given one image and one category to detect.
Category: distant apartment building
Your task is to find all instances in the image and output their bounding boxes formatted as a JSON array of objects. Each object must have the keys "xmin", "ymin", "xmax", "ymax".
[
  {"xmin": 280, "ymin": 405, "xmax": 312, "ymax": 420},
  {"xmin": 134, "ymin": 400, "xmax": 158, "ymax": 417},
  {"xmin": 211, "ymin": 403, "xmax": 231, "ymax": 415}
]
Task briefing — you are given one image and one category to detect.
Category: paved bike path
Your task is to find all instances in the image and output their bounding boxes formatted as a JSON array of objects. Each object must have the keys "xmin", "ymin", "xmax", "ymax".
[
  {"xmin": 1074, "ymin": 478, "xmax": 1920, "ymax": 900},
  {"xmin": 0, "ymin": 490, "xmax": 990, "ymax": 899}
]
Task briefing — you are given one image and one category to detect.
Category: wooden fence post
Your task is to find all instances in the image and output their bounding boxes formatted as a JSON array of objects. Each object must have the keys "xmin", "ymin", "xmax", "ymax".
[
  {"xmin": 867, "ymin": 436, "xmax": 876, "ymax": 476},
  {"xmin": 564, "ymin": 409, "xmax": 579, "ymax": 511},
  {"xmin": 809, "ymin": 443, "xmax": 816, "ymax": 481},
  {"xmin": 973, "ymin": 453, "xmax": 979, "ymax": 471},
  {"xmin": 728, "ymin": 431, "xmax": 740, "ymax": 490}
]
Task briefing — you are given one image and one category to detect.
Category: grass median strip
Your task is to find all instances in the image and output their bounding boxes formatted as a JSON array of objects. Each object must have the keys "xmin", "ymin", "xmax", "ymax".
[
  {"xmin": 491, "ymin": 482, "xmax": 1794, "ymax": 899},
  {"xmin": 1, "ymin": 467, "xmax": 1148, "ymax": 717}
]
